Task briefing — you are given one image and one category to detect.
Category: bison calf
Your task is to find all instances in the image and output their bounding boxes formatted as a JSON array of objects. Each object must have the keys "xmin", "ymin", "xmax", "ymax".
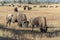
[{"xmin": 6, "ymin": 14, "xmax": 13, "ymax": 27}]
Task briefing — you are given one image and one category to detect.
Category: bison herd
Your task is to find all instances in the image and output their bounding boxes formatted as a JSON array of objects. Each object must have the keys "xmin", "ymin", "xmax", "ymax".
[
  {"xmin": 6, "ymin": 13, "xmax": 47, "ymax": 33},
  {"xmin": 6, "ymin": 4, "xmax": 48, "ymax": 33}
]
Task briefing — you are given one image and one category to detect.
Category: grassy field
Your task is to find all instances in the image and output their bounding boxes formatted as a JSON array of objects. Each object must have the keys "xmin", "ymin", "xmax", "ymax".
[{"xmin": 0, "ymin": 4, "xmax": 60, "ymax": 40}]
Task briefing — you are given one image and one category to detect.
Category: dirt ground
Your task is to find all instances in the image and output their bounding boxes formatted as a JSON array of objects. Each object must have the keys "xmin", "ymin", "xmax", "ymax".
[{"xmin": 0, "ymin": 4, "xmax": 60, "ymax": 40}]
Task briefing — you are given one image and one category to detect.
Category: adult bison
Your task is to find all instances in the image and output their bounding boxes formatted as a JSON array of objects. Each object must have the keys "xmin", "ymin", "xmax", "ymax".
[
  {"xmin": 30, "ymin": 16, "xmax": 47, "ymax": 33},
  {"xmin": 14, "ymin": 7, "xmax": 18, "ymax": 12},
  {"xmin": 12, "ymin": 13, "xmax": 29, "ymax": 27},
  {"xmin": 17, "ymin": 13, "xmax": 28, "ymax": 27},
  {"xmin": 28, "ymin": 7, "xmax": 32, "ymax": 10},
  {"xmin": 23, "ymin": 6, "xmax": 32, "ymax": 10}
]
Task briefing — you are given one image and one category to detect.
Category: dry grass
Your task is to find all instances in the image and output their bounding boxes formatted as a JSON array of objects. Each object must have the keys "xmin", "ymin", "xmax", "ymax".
[{"xmin": 0, "ymin": 4, "xmax": 60, "ymax": 40}]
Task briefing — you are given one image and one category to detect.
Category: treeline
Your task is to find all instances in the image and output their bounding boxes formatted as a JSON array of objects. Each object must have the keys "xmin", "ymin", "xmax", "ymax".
[{"xmin": 0, "ymin": 0, "xmax": 60, "ymax": 5}]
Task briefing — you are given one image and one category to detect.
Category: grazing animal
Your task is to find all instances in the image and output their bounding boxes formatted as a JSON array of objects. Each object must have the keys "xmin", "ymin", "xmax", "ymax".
[
  {"xmin": 23, "ymin": 6, "xmax": 27, "ymax": 10},
  {"xmin": 12, "ymin": 13, "xmax": 17, "ymax": 23},
  {"xmin": 33, "ymin": 6, "xmax": 37, "ymax": 8},
  {"xmin": 6, "ymin": 14, "xmax": 13, "ymax": 26},
  {"xmin": 14, "ymin": 7, "xmax": 18, "ymax": 12},
  {"xmin": 17, "ymin": 13, "xmax": 29, "ymax": 27},
  {"xmin": 23, "ymin": 6, "xmax": 28, "ymax": 10},
  {"xmin": 12, "ymin": 13, "xmax": 29, "ymax": 27},
  {"xmin": 11, "ymin": 4, "xmax": 15, "ymax": 7},
  {"xmin": 30, "ymin": 16, "xmax": 47, "ymax": 33},
  {"xmin": 28, "ymin": 7, "xmax": 32, "ymax": 10},
  {"xmin": 23, "ymin": 6, "xmax": 32, "ymax": 10}
]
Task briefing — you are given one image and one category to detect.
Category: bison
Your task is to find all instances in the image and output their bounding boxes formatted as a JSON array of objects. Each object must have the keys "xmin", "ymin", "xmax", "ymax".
[
  {"xmin": 14, "ymin": 7, "xmax": 18, "ymax": 12},
  {"xmin": 23, "ymin": 6, "xmax": 27, "ymax": 10},
  {"xmin": 30, "ymin": 16, "xmax": 47, "ymax": 33},
  {"xmin": 23, "ymin": 6, "xmax": 32, "ymax": 10},
  {"xmin": 12, "ymin": 13, "xmax": 29, "ymax": 27},
  {"xmin": 6, "ymin": 14, "xmax": 13, "ymax": 27},
  {"xmin": 16, "ymin": 13, "xmax": 28, "ymax": 27},
  {"xmin": 28, "ymin": 7, "xmax": 32, "ymax": 10}
]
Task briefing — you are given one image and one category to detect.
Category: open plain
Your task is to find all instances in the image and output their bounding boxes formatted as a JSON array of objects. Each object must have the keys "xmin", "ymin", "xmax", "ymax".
[{"xmin": 0, "ymin": 4, "xmax": 60, "ymax": 40}]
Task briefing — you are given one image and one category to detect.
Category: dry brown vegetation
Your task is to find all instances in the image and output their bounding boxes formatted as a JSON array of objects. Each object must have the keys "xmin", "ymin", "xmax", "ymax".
[{"xmin": 0, "ymin": 4, "xmax": 60, "ymax": 40}]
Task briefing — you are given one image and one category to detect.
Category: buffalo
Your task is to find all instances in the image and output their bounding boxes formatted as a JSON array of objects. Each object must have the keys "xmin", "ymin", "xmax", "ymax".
[
  {"xmin": 16, "ymin": 13, "xmax": 29, "ymax": 27},
  {"xmin": 30, "ymin": 16, "xmax": 47, "ymax": 33},
  {"xmin": 14, "ymin": 7, "xmax": 18, "ymax": 12},
  {"xmin": 23, "ymin": 6, "xmax": 27, "ymax": 10},
  {"xmin": 28, "ymin": 7, "xmax": 32, "ymax": 10},
  {"xmin": 23, "ymin": 6, "xmax": 32, "ymax": 10},
  {"xmin": 6, "ymin": 13, "xmax": 29, "ymax": 27},
  {"xmin": 6, "ymin": 14, "xmax": 13, "ymax": 27}
]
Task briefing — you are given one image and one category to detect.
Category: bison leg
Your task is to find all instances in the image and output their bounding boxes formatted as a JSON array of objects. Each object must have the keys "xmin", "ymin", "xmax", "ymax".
[
  {"xmin": 6, "ymin": 22, "xmax": 8, "ymax": 27},
  {"xmin": 6, "ymin": 20, "xmax": 11, "ymax": 27},
  {"xmin": 9, "ymin": 22, "xmax": 11, "ymax": 26},
  {"xmin": 6, "ymin": 22, "xmax": 11, "ymax": 27},
  {"xmin": 43, "ymin": 27, "xmax": 47, "ymax": 33},
  {"xmin": 32, "ymin": 24, "xmax": 34, "ymax": 31}
]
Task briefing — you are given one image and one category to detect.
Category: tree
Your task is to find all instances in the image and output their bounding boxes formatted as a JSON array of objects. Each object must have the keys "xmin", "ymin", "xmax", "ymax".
[
  {"xmin": 28, "ymin": 0, "xmax": 32, "ymax": 4},
  {"xmin": 19, "ymin": 0, "xmax": 22, "ymax": 3},
  {"xmin": 14, "ymin": 0, "xmax": 16, "ymax": 3},
  {"xmin": 1, "ymin": 1, "xmax": 5, "ymax": 6}
]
